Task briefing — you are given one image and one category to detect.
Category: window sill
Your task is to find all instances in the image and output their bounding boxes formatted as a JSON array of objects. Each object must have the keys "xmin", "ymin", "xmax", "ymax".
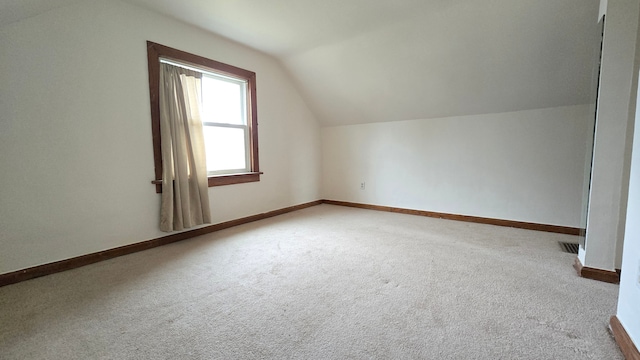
[
  {"xmin": 208, "ymin": 172, "xmax": 262, "ymax": 187},
  {"xmin": 152, "ymin": 172, "xmax": 262, "ymax": 193}
]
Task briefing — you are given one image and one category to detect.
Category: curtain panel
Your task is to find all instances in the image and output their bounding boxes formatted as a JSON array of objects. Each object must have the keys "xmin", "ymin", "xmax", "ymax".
[{"xmin": 159, "ymin": 63, "xmax": 211, "ymax": 232}]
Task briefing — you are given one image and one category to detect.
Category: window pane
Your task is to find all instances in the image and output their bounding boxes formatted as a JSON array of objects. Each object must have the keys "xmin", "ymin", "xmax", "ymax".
[
  {"xmin": 203, "ymin": 126, "xmax": 247, "ymax": 173},
  {"xmin": 202, "ymin": 75, "xmax": 246, "ymax": 125}
]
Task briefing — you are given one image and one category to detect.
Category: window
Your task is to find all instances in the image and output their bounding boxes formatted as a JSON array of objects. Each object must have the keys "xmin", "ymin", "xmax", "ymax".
[{"xmin": 147, "ymin": 41, "xmax": 260, "ymax": 192}]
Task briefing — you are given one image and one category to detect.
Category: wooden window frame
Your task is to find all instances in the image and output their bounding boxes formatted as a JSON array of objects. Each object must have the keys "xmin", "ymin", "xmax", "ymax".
[{"xmin": 147, "ymin": 41, "xmax": 260, "ymax": 193}]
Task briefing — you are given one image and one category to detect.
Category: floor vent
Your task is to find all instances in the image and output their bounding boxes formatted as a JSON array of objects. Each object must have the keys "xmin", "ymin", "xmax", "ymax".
[{"xmin": 559, "ymin": 242, "xmax": 579, "ymax": 254}]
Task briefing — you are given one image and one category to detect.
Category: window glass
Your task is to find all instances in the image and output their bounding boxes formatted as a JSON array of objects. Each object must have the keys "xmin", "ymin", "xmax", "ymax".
[
  {"xmin": 203, "ymin": 126, "xmax": 247, "ymax": 173},
  {"xmin": 201, "ymin": 75, "xmax": 246, "ymax": 126}
]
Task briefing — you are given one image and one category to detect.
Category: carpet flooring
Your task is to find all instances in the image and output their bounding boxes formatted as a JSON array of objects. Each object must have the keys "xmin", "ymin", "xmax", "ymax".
[{"xmin": 0, "ymin": 204, "xmax": 622, "ymax": 359}]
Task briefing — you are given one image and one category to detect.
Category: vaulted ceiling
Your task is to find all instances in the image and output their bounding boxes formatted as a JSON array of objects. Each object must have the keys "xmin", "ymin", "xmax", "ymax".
[{"xmin": 2, "ymin": 0, "xmax": 602, "ymax": 125}]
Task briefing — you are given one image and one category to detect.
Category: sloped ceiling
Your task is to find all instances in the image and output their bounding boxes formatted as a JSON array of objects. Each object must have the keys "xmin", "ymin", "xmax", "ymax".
[{"xmin": 3, "ymin": 0, "xmax": 602, "ymax": 125}]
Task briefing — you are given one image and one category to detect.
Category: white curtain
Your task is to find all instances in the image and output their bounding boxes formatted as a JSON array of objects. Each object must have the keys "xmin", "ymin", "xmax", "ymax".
[{"xmin": 159, "ymin": 62, "xmax": 211, "ymax": 232}]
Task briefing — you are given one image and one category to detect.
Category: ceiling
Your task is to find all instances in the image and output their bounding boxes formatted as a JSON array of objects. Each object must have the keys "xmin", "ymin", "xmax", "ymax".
[{"xmin": 2, "ymin": 0, "xmax": 602, "ymax": 126}]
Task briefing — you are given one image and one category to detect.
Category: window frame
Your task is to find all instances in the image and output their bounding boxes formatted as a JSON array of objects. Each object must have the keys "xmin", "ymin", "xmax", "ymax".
[{"xmin": 147, "ymin": 41, "xmax": 260, "ymax": 193}]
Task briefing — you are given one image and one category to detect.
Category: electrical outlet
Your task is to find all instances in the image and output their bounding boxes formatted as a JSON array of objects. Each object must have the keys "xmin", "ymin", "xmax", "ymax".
[{"xmin": 360, "ymin": 182, "xmax": 365, "ymax": 190}]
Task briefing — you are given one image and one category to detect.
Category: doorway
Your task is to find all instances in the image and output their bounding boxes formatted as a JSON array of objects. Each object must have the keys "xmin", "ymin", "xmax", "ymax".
[{"xmin": 579, "ymin": 15, "xmax": 605, "ymax": 250}]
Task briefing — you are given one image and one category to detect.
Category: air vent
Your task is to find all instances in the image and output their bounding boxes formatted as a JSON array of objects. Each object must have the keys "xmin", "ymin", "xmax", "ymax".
[{"xmin": 559, "ymin": 242, "xmax": 579, "ymax": 254}]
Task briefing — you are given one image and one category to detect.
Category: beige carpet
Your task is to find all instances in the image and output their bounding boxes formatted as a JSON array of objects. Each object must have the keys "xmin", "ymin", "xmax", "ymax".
[{"xmin": 0, "ymin": 204, "xmax": 622, "ymax": 359}]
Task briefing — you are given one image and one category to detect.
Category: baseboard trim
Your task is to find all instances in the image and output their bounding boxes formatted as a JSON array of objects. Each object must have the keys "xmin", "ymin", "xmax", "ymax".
[
  {"xmin": 610, "ymin": 316, "xmax": 640, "ymax": 360},
  {"xmin": 322, "ymin": 200, "xmax": 582, "ymax": 235},
  {"xmin": 573, "ymin": 257, "xmax": 621, "ymax": 284},
  {"xmin": 0, "ymin": 200, "xmax": 322, "ymax": 288}
]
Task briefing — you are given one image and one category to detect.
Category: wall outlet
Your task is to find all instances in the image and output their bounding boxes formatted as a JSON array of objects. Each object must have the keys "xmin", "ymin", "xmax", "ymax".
[{"xmin": 360, "ymin": 182, "xmax": 365, "ymax": 190}]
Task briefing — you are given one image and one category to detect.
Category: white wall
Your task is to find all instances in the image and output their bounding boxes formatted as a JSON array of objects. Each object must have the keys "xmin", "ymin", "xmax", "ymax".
[
  {"xmin": 616, "ymin": 68, "xmax": 640, "ymax": 349},
  {"xmin": 322, "ymin": 105, "xmax": 590, "ymax": 227},
  {"xmin": 581, "ymin": 0, "xmax": 640, "ymax": 270},
  {"xmin": 614, "ymin": 4, "xmax": 640, "ymax": 348},
  {"xmin": 600, "ymin": 0, "xmax": 608, "ymax": 21},
  {"xmin": 0, "ymin": 0, "xmax": 321, "ymax": 274}
]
